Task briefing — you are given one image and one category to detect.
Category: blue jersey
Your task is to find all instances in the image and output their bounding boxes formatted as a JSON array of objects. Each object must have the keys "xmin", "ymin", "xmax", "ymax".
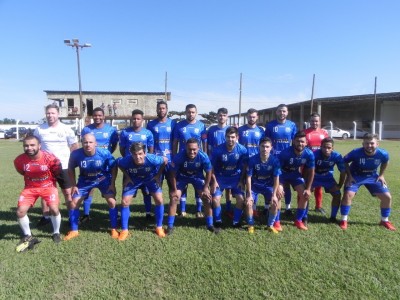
[
  {"xmin": 81, "ymin": 123, "xmax": 119, "ymax": 153},
  {"xmin": 119, "ymin": 127, "xmax": 154, "ymax": 157},
  {"xmin": 314, "ymin": 149, "xmax": 345, "ymax": 178},
  {"xmin": 171, "ymin": 150, "xmax": 212, "ymax": 180},
  {"xmin": 173, "ymin": 120, "xmax": 207, "ymax": 152},
  {"xmin": 238, "ymin": 125, "xmax": 264, "ymax": 157},
  {"xmin": 207, "ymin": 125, "xmax": 229, "ymax": 155},
  {"xmin": 147, "ymin": 118, "xmax": 176, "ymax": 161},
  {"xmin": 68, "ymin": 148, "xmax": 116, "ymax": 184},
  {"xmin": 265, "ymin": 120, "xmax": 297, "ymax": 155},
  {"xmin": 247, "ymin": 154, "xmax": 281, "ymax": 188},
  {"xmin": 117, "ymin": 153, "xmax": 164, "ymax": 182},
  {"xmin": 211, "ymin": 143, "xmax": 248, "ymax": 179},
  {"xmin": 344, "ymin": 147, "xmax": 389, "ymax": 177},
  {"xmin": 279, "ymin": 146, "xmax": 315, "ymax": 174}
]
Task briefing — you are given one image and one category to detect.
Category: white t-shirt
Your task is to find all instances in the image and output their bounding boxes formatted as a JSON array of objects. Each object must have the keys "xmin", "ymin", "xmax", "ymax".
[{"xmin": 34, "ymin": 122, "xmax": 78, "ymax": 168}]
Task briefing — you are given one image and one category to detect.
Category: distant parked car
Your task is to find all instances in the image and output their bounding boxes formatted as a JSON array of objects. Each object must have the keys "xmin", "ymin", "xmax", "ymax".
[
  {"xmin": 4, "ymin": 127, "xmax": 28, "ymax": 139},
  {"xmin": 352, "ymin": 128, "xmax": 370, "ymax": 138},
  {"xmin": 322, "ymin": 126, "xmax": 351, "ymax": 139},
  {"xmin": 0, "ymin": 129, "xmax": 5, "ymax": 139}
]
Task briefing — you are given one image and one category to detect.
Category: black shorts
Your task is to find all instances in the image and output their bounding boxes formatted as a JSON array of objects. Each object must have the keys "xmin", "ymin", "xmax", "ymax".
[{"xmin": 56, "ymin": 169, "xmax": 72, "ymax": 189}]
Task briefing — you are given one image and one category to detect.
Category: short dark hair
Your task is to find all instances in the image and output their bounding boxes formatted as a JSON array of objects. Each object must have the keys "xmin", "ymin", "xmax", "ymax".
[
  {"xmin": 321, "ymin": 137, "xmax": 334, "ymax": 146},
  {"xmin": 45, "ymin": 104, "xmax": 59, "ymax": 112},
  {"xmin": 185, "ymin": 104, "xmax": 197, "ymax": 111},
  {"xmin": 157, "ymin": 100, "xmax": 168, "ymax": 109},
  {"xmin": 310, "ymin": 112, "xmax": 320, "ymax": 119},
  {"xmin": 131, "ymin": 109, "xmax": 144, "ymax": 116},
  {"xmin": 247, "ymin": 108, "xmax": 258, "ymax": 115},
  {"xmin": 93, "ymin": 107, "xmax": 105, "ymax": 115},
  {"xmin": 129, "ymin": 142, "xmax": 145, "ymax": 154},
  {"xmin": 23, "ymin": 135, "xmax": 40, "ymax": 144},
  {"xmin": 363, "ymin": 133, "xmax": 378, "ymax": 141},
  {"xmin": 186, "ymin": 137, "xmax": 199, "ymax": 146},
  {"xmin": 259, "ymin": 137, "xmax": 272, "ymax": 145},
  {"xmin": 225, "ymin": 126, "xmax": 238, "ymax": 137},
  {"xmin": 217, "ymin": 107, "xmax": 228, "ymax": 114},
  {"xmin": 276, "ymin": 104, "xmax": 288, "ymax": 110},
  {"xmin": 294, "ymin": 130, "xmax": 306, "ymax": 139}
]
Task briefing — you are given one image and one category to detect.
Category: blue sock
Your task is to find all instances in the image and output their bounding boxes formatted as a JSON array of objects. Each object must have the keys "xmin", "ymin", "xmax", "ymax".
[
  {"xmin": 284, "ymin": 186, "xmax": 292, "ymax": 206},
  {"xmin": 233, "ymin": 208, "xmax": 243, "ymax": 224},
  {"xmin": 381, "ymin": 208, "xmax": 391, "ymax": 218},
  {"xmin": 275, "ymin": 209, "xmax": 281, "ymax": 222},
  {"xmin": 167, "ymin": 215, "xmax": 175, "ymax": 227},
  {"xmin": 69, "ymin": 209, "xmax": 79, "ymax": 231},
  {"xmin": 331, "ymin": 206, "xmax": 339, "ymax": 218},
  {"xmin": 155, "ymin": 205, "xmax": 164, "ymax": 227},
  {"xmin": 340, "ymin": 205, "xmax": 351, "ymax": 217},
  {"xmin": 109, "ymin": 207, "xmax": 118, "ymax": 229},
  {"xmin": 247, "ymin": 216, "xmax": 254, "ymax": 226},
  {"xmin": 121, "ymin": 206, "xmax": 130, "ymax": 230},
  {"xmin": 296, "ymin": 208, "xmax": 306, "ymax": 221},
  {"xmin": 196, "ymin": 198, "xmax": 202, "ymax": 212},
  {"xmin": 180, "ymin": 197, "xmax": 186, "ymax": 212},
  {"xmin": 304, "ymin": 203, "xmax": 309, "ymax": 219},
  {"xmin": 267, "ymin": 212, "xmax": 276, "ymax": 227},
  {"xmin": 214, "ymin": 206, "xmax": 222, "ymax": 223},
  {"xmin": 206, "ymin": 216, "xmax": 213, "ymax": 228},
  {"xmin": 83, "ymin": 195, "xmax": 93, "ymax": 215},
  {"xmin": 144, "ymin": 195, "xmax": 152, "ymax": 214},
  {"xmin": 226, "ymin": 200, "xmax": 232, "ymax": 212}
]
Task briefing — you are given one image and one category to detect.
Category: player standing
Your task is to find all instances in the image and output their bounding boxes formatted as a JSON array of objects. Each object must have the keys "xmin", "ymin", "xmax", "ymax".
[
  {"xmin": 14, "ymin": 136, "xmax": 63, "ymax": 251},
  {"xmin": 339, "ymin": 133, "xmax": 396, "ymax": 231},
  {"xmin": 64, "ymin": 134, "xmax": 118, "ymax": 240},
  {"xmin": 172, "ymin": 104, "xmax": 207, "ymax": 217}
]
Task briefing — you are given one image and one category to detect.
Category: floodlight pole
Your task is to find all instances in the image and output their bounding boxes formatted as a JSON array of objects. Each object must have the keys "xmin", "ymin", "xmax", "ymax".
[{"xmin": 64, "ymin": 39, "xmax": 91, "ymax": 120}]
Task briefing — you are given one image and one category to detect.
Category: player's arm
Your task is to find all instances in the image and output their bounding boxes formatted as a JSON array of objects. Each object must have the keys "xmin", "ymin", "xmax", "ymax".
[
  {"xmin": 153, "ymin": 157, "xmax": 167, "ymax": 185},
  {"xmin": 377, "ymin": 162, "xmax": 388, "ymax": 186},
  {"xmin": 172, "ymin": 138, "xmax": 179, "ymax": 156},
  {"xmin": 67, "ymin": 160, "xmax": 78, "ymax": 196},
  {"xmin": 271, "ymin": 175, "xmax": 280, "ymax": 208},
  {"xmin": 110, "ymin": 130, "xmax": 119, "ymax": 154},
  {"xmin": 303, "ymin": 167, "xmax": 314, "ymax": 199},
  {"xmin": 344, "ymin": 162, "xmax": 354, "ymax": 187},
  {"xmin": 245, "ymin": 172, "xmax": 253, "ymax": 203},
  {"xmin": 201, "ymin": 169, "xmax": 212, "ymax": 202}
]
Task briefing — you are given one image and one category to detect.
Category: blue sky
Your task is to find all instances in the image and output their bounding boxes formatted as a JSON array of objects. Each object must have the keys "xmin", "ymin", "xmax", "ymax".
[{"xmin": 1, "ymin": 1, "xmax": 399, "ymax": 122}]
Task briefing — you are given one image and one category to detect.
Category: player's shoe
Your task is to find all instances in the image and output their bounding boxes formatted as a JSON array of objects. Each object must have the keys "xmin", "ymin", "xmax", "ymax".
[
  {"xmin": 63, "ymin": 230, "xmax": 79, "ymax": 241},
  {"xmin": 155, "ymin": 227, "xmax": 166, "ymax": 238},
  {"xmin": 267, "ymin": 226, "xmax": 279, "ymax": 234},
  {"xmin": 248, "ymin": 226, "xmax": 255, "ymax": 234},
  {"xmin": 339, "ymin": 220, "xmax": 348, "ymax": 230},
  {"xmin": 196, "ymin": 211, "xmax": 204, "ymax": 218},
  {"xmin": 273, "ymin": 221, "xmax": 283, "ymax": 232},
  {"xmin": 52, "ymin": 233, "xmax": 61, "ymax": 244},
  {"xmin": 315, "ymin": 207, "xmax": 326, "ymax": 215},
  {"xmin": 37, "ymin": 216, "xmax": 51, "ymax": 227},
  {"xmin": 294, "ymin": 220, "xmax": 308, "ymax": 230},
  {"xmin": 16, "ymin": 235, "xmax": 40, "ymax": 252},
  {"xmin": 284, "ymin": 209, "xmax": 293, "ymax": 217},
  {"xmin": 380, "ymin": 221, "xmax": 396, "ymax": 231},
  {"xmin": 145, "ymin": 213, "xmax": 153, "ymax": 220},
  {"xmin": 166, "ymin": 227, "xmax": 174, "ymax": 235},
  {"xmin": 180, "ymin": 211, "xmax": 187, "ymax": 217},
  {"xmin": 329, "ymin": 217, "xmax": 337, "ymax": 223},
  {"xmin": 79, "ymin": 215, "xmax": 91, "ymax": 225},
  {"xmin": 118, "ymin": 230, "xmax": 129, "ymax": 241},
  {"xmin": 110, "ymin": 229, "xmax": 119, "ymax": 239},
  {"xmin": 232, "ymin": 222, "xmax": 242, "ymax": 229},
  {"xmin": 302, "ymin": 217, "xmax": 308, "ymax": 227}
]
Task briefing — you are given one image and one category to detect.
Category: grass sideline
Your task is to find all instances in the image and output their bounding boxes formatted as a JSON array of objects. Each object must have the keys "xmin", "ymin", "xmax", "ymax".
[{"xmin": 0, "ymin": 139, "xmax": 400, "ymax": 299}]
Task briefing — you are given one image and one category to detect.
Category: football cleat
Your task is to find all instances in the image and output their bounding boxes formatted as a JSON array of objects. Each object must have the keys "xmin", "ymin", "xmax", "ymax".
[
  {"xmin": 248, "ymin": 226, "xmax": 255, "ymax": 234},
  {"xmin": 180, "ymin": 211, "xmax": 187, "ymax": 217},
  {"xmin": 294, "ymin": 220, "xmax": 308, "ymax": 230},
  {"xmin": 339, "ymin": 220, "xmax": 348, "ymax": 230},
  {"xmin": 63, "ymin": 230, "xmax": 79, "ymax": 241},
  {"xmin": 52, "ymin": 233, "xmax": 61, "ymax": 244},
  {"xmin": 16, "ymin": 235, "xmax": 40, "ymax": 252},
  {"xmin": 315, "ymin": 208, "xmax": 326, "ymax": 215},
  {"xmin": 118, "ymin": 230, "xmax": 129, "ymax": 241},
  {"xmin": 166, "ymin": 227, "xmax": 174, "ymax": 235},
  {"xmin": 273, "ymin": 221, "xmax": 283, "ymax": 232},
  {"xmin": 110, "ymin": 229, "xmax": 119, "ymax": 239},
  {"xmin": 155, "ymin": 227, "xmax": 166, "ymax": 238},
  {"xmin": 196, "ymin": 211, "xmax": 204, "ymax": 218},
  {"xmin": 267, "ymin": 226, "xmax": 279, "ymax": 234},
  {"xmin": 380, "ymin": 221, "xmax": 396, "ymax": 231}
]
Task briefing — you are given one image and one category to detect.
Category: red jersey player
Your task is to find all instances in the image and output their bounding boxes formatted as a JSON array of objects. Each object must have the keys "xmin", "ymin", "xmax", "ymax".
[
  {"xmin": 304, "ymin": 113, "xmax": 329, "ymax": 214},
  {"xmin": 14, "ymin": 135, "xmax": 63, "ymax": 252}
]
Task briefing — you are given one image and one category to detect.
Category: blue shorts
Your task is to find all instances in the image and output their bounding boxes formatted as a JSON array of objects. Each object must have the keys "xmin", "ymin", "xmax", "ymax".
[
  {"xmin": 73, "ymin": 176, "xmax": 115, "ymax": 199},
  {"xmin": 312, "ymin": 175, "xmax": 337, "ymax": 193},
  {"xmin": 251, "ymin": 185, "xmax": 273, "ymax": 203},
  {"xmin": 345, "ymin": 174, "xmax": 390, "ymax": 195},
  {"xmin": 176, "ymin": 177, "xmax": 205, "ymax": 192},
  {"xmin": 122, "ymin": 179, "xmax": 162, "ymax": 197},
  {"xmin": 213, "ymin": 177, "xmax": 244, "ymax": 197},
  {"xmin": 280, "ymin": 172, "xmax": 305, "ymax": 188}
]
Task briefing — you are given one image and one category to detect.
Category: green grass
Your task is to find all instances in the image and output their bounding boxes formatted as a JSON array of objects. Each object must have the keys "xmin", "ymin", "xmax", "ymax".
[{"xmin": 1, "ymin": 139, "xmax": 400, "ymax": 299}]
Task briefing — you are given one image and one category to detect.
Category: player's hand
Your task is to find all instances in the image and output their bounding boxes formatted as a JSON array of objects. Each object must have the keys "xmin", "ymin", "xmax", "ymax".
[
  {"xmin": 71, "ymin": 186, "xmax": 79, "ymax": 196},
  {"xmin": 377, "ymin": 175, "xmax": 387, "ymax": 188},
  {"xmin": 276, "ymin": 185, "xmax": 285, "ymax": 199},
  {"xmin": 201, "ymin": 188, "xmax": 212, "ymax": 203},
  {"xmin": 345, "ymin": 175, "xmax": 355, "ymax": 187},
  {"xmin": 303, "ymin": 189, "xmax": 311, "ymax": 200},
  {"xmin": 270, "ymin": 195, "xmax": 279, "ymax": 208}
]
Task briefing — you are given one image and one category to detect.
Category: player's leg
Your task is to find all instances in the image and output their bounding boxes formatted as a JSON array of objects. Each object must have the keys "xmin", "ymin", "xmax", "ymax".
[
  {"xmin": 167, "ymin": 188, "xmax": 183, "ymax": 235},
  {"xmin": 211, "ymin": 194, "xmax": 223, "ymax": 231},
  {"xmin": 339, "ymin": 190, "xmax": 355, "ymax": 230},
  {"xmin": 103, "ymin": 193, "xmax": 118, "ymax": 238},
  {"xmin": 17, "ymin": 204, "xmax": 32, "ymax": 238},
  {"xmin": 81, "ymin": 188, "xmax": 94, "ymax": 224},
  {"xmin": 225, "ymin": 188, "xmax": 233, "ymax": 217},
  {"xmin": 141, "ymin": 185, "xmax": 152, "ymax": 219},
  {"xmin": 283, "ymin": 183, "xmax": 292, "ymax": 216},
  {"xmin": 119, "ymin": 194, "xmax": 134, "ymax": 241},
  {"xmin": 194, "ymin": 190, "xmax": 203, "ymax": 218},
  {"xmin": 328, "ymin": 185, "xmax": 341, "ymax": 222},
  {"xmin": 64, "ymin": 193, "xmax": 85, "ymax": 241},
  {"xmin": 45, "ymin": 187, "xmax": 62, "ymax": 243},
  {"xmin": 272, "ymin": 185, "xmax": 284, "ymax": 231},
  {"xmin": 198, "ymin": 188, "xmax": 214, "ymax": 232},
  {"xmin": 293, "ymin": 184, "xmax": 308, "ymax": 230},
  {"xmin": 314, "ymin": 186, "xmax": 325, "ymax": 214},
  {"xmin": 179, "ymin": 188, "xmax": 187, "ymax": 216},
  {"xmin": 245, "ymin": 193, "xmax": 255, "ymax": 234},
  {"xmin": 233, "ymin": 193, "xmax": 245, "ymax": 228},
  {"xmin": 151, "ymin": 191, "xmax": 166, "ymax": 237}
]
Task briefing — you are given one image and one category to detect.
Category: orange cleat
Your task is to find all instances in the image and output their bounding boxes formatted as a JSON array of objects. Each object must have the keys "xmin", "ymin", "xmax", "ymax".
[
  {"xmin": 339, "ymin": 220, "xmax": 348, "ymax": 230},
  {"xmin": 63, "ymin": 230, "xmax": 79, "ymax": 241},
  {"xmin": 118, "ymin": 230, "xmax": 129, "ymax": 241},
  {"xmin": 294, "ymin": 220, "xmax": 308, "ymax": 231},
  {"xmin": 110, "ymin": 229, "xmax": 119, "ymax": 239},
  {"xmin": 273, "ymin": 221, "xmax": 283, "ymax": 232},
  {"xmin": 380, "ymin": 221, "xmax": 396, "ymax": 231},
  {"xmin": 155, "ymin": 227, "xmax": 166, "ymax": 238}
]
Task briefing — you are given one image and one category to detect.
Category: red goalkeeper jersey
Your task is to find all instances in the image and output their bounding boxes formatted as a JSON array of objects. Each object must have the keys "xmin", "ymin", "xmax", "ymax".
[
  {"xmin": 304, "ymin": 128, "xmax": 329, "ymax": 151},
  {"xmin": 14, "ymin": 150, "xmax": 62, "ymax": 188}
]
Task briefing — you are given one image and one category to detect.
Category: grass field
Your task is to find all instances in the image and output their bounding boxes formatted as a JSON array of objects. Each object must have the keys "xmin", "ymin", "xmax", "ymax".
[{"xmin": 1, "ymin": 139, "xmax": 400, "ymax": 299}]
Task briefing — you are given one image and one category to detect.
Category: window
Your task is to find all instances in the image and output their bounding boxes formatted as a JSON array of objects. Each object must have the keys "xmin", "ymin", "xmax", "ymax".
[
  {"xmin": 112, "ymin": 99, "xmax": 122, "ymax": 104},
  {"xmin": 127, "ymin": 99, "xmax": 138, "ymax": 105}
]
